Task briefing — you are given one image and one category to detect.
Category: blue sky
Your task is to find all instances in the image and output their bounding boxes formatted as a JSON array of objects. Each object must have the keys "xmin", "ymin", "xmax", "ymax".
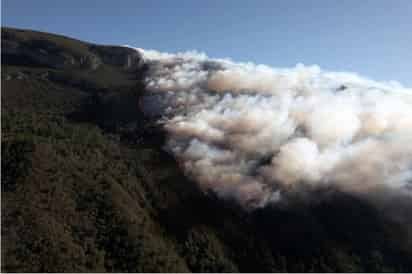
[{"xmin": 2, "ymin": 0, "xmax": 411, "ymax": 86}]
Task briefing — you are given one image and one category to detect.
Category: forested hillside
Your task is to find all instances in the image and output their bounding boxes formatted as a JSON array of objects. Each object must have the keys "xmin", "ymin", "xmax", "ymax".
[{"xmin": 2, "ymin": 27, "xmax": 412, "ymax": 272}]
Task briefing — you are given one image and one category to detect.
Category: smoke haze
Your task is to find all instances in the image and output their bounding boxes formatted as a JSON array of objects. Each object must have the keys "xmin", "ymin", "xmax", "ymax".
[{"xmin": 136, "ymin": 48, "xmax": 412, "ymax": 209}]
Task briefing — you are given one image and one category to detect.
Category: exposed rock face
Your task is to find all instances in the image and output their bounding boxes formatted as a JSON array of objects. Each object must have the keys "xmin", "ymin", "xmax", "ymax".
[
  {"xmin": 89, "ymin": 45, "xmax": 142, "ymax": 70},
  {"xmin": 79, "ymin": 54, "xmax": 102, "ymax": 70},
  {"xmin": 1, "ymin": 28, "xmax": 142, "ymax": 71}
]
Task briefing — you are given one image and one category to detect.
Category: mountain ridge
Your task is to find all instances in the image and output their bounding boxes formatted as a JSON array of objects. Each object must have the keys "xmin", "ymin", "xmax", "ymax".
[{"xmin": 2, "ymin": 27, "xmax": 412, "ymax": 272}]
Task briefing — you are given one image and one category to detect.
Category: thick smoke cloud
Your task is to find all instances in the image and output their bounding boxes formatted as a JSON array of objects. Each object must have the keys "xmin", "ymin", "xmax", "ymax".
[{"xmin": 136, "ymin": 48, "xmax": 412, "ymax": 208}]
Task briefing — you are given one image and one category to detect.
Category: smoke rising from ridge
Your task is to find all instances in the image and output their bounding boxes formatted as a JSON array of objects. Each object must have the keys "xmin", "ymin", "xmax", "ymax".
[{"xmin": 136, "ymin": 48, "xmax": 412, "ymax": 209}]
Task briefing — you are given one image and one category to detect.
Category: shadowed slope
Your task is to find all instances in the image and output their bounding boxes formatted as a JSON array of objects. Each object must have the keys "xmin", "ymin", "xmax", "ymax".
[{"xmin": 2, "ymin": 27, "xmax": 412, "ymax": 272}]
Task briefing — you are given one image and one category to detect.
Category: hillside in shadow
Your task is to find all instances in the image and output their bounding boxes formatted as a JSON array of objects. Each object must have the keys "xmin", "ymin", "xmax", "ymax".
[{"xmin": 2, "ymin": 27, "xmax": 412, "ymax": 272}]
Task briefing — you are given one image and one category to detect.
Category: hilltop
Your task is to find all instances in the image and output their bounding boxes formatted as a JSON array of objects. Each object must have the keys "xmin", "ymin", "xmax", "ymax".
[{"xmin": 2, "ymin": 27, "xmax": 412, "ymax": 272}]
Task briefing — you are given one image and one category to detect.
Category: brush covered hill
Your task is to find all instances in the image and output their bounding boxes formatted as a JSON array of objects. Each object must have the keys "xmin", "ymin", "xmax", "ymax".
[{"xmin": 2, "ymin": 27, "xmax": 412, "ymax": 272}]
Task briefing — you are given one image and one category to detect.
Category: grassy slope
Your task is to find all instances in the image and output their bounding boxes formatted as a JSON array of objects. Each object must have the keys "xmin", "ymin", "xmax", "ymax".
[{"xmin": 2, "ymin": 27, "xmax": 412, "ymax": 272}]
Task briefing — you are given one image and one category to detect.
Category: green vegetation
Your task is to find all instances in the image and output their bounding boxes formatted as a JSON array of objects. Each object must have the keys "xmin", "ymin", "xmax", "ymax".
[{"xmin": 2, "ymin": 27, "xmax": 412, "ymax": 272}]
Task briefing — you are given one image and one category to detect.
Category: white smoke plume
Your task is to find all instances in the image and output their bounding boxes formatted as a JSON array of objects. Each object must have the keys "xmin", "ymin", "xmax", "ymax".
[{"xmin": 136, "ymin": 47, "xmax": 412, "ymax": 208}]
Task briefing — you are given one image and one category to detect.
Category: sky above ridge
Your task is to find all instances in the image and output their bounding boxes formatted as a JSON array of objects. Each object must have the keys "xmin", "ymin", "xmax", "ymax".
[{"xmin": 2, "ymin": 0, "xmax": 411, "ymax": 86}]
